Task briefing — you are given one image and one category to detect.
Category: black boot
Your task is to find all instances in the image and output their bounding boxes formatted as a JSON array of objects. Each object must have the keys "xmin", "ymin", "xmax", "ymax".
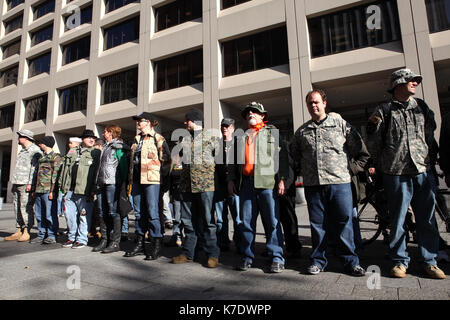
[
  {"xmin": 124, "ymin": 234, "xmax": 145, "ymax": 257},
  {"xmin": 103, "ymin": 216, "xmax": 121, "ymax": 254},
  {"xmin": 92, "ymin": 216, "xmax": 108, "ymax": 252},
  {"xmin": 145, "ymin": 237, "xmax": 163, "ymax": 260}
]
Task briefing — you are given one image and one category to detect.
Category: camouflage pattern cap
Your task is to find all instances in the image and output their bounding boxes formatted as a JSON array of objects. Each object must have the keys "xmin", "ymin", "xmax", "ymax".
[
  {"xmin": 241, "ymin": 102, "xmax": 268, "ymax": 119},
  {"xmin": 17, "ymin": 129, "xmax": 35, "ymax": 141},
  {"xmin": 388, "ymin": 68, "xmax": 422, "ymax": 93}
]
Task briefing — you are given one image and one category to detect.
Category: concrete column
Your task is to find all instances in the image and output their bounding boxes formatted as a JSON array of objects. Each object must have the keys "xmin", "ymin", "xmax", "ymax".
[
  {"xmin": 286, "ymin": 0, "xmax": 304, "ymax": 133},
  {"xmin": 410, "ymin": 0, "xmax": 442, "ymax": 134},
  {"xmin": 0, "ymin": 148, "xmax": 3, "ymax": 201},
  {"xmin": 397, "ymin": 0, "xmax": 421, "ymax": 96},
  {"xmin": 86, "ymin": 0, "xmax": 103, "ymax": 131},
  {"xmin": 208, "ymin": 0, "xmax": 222, "ymax": 131},
  {"xmin": 294, "ymin": 0, "xmax": 312, "ymax": 129}
]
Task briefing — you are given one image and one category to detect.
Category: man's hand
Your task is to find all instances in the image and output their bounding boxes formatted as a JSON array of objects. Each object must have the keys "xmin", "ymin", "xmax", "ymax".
[
  {"xmin": 278, "ymin": 180, "xmax": 286, "ymax": 196},
  {"xmin": 26, "ymin": 184, "xmax": 32, "ymax": 192},
  {"xmin": 368, "ymin": 167, "xmax": 376, "ymax": 175},
  {"xmin": 48, "ymin": 192, "xmax": 54, "ymax": 201},
  {"xmin": 228, "ymin": 181, "xmax": 237, "ymax": 196}
]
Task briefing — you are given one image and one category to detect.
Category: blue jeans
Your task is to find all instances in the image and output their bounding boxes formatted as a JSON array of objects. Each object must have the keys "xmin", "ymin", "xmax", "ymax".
[
  {"xmin": 131, "ymin": 183, "xmax": 162, "ymax": 238},
  {"xmin": 353, "ymin": 207, "xmax": 362, "ymax": 252},
  {"xmin": 180, "ymin": 191, "xmax": 220, "ymax": 259},
  {"xmin": 57, "ymin": 192, "xmax": 64, "ymax": 217},
  {"xmin": 35, "ymin": 193, "xmax": 59, "ymax": 240},
  {"xmin": 239, "ymin": 176, "xmax": 284, "ymax": 264},
  {"xmin": 122, "ymin": 216, "xmax": 128, "ymax": 233},
  {"xmin": 214, "ymin": 190, "xmax": 242, "ymax": 249},
  {"xmin": 171, "ymin": 198, "xmax": 183, "ymax": 239},
  {"xmin": 305, "ymin": 183, "xmax": 359, "ymax": 270},
  {"xmin": 63, "ymin": 191, "xmax": 94, "ymax": 245},
  {"xmin": 383, "ymin": 172, "xmax": 439, "ymax": 268},
  {"xmin": 97, "ymin": 185, "xmax": 120, "ymax": 219}
]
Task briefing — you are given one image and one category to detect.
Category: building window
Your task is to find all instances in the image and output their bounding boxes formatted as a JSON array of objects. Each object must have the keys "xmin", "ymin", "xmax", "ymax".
[
  {"xmin": 222, "ymin": 26, "xmax": 288, "ymax": 77},
  {"xmin": 6, "ymin": 0, "xmax": 24, "ymax": 11},
  {"xmin": 64, "ymin": 5, "xmax": 92, "ymax": 31},
  {"xmin": 101, "ymin": 67, "xmax": 138, "ymax": 105},
  {"xmin": 222, "ymin": 0, "xmax": 251, "ymax": 10},
  {"xmin": 29, "ymin": 52, "xmax": 51, "ymax": 78},
  {"xmin": 426, "ymin": 0, "xmax": 450, "ymax": 33},
  {"xmin": 33, "ymin": 0, "xmax": 55, "ymax": 20},
  {"xmin": 105, "ymin": 0, "xmax": 139, "ymax": 14},
  {"xmin": 0, "ymin": 104, "xmax": 15, "ymax": 129},
  {"xmin": 104, "ymin": 16, "xmax": 139, "ymax": 50},
  {"xmin": 4, "ymin": 14, "xmax": 23, "ymax": 34},
  {"xmin": 59, "ymin": 82, "xmax": 88, "ymax": 115},
  {"xmin": 308, "ymin": 0, "xmax": 401, "ymax": 58},
  {"xmin": 62, "ymin": 36, "xmax": 91, "ymax": 65},
  {"xmin": 155, "ymin": 49, "xmax": 203, "ymax": 92},
  {"xmin": 2, "ymin": 39, "xmax": 21, "ymax": 59},
  {"xmin": 30, "ymin": 24, "xmax": 53, "ymax": 47},
  {"xmin": 24, "ymin": 94, "xmax": 48, "ymax": 123},
  {"xmin": 0, "ymin": 65, "xmax": 18, "ymax": 88},
  {"xmin": 155, "ymin": 0, "xmax": 202, "ymax": 32}
]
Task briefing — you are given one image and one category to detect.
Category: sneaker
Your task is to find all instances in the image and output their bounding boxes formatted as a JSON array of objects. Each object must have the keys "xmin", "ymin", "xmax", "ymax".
[
  {"xmin": 269, "ymin": 262, "xmax": 285, "ymax": 273},
  {"xmin": 307, "ymin": 265, "xmax": 323, "ymax": 275},
  {"xmin": 235, "ymin": 260, "xmax": 252, "ymax": 271},
  {"xmin": 30, "ymin": 237, "xmax": 44, "ymax": 244},
  {"xmin": 390, "ymin": 264, "xmax": 407, "ymax": 278},
  {"xmin": 71, "ymin": 242, "xmax": 86, "ymax": 249},
  {"xmin": 42, "ymin": 238, "xmax": 56, "ymax": 245},
  {"xmin": 424, "ymin": 264, "xmax": 446, "ymax": 279},
  {"xmin": 349, "ymin": 265, "xmax": 366, "ymax": 277},
  {"xmin": 62, "ymin": 240, "xmax": 74, "ymax": 248}
]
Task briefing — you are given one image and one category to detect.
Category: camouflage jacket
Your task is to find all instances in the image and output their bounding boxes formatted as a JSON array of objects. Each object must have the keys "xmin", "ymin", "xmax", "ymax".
[
  {"xmin": 366, "ymin": 98, "xmax": 436, "ymax": 175},
  {"xmin": 128, "ymin": 130, "xmax": 170, "ymax": 186},
  {"xmin": 35, "ymin": 151, "xmax": 62, "ymax": 194},
  {"xmin": 291, "ymin": 116, "xmax": 368, "ymax": 186},
  {"xmin": 180, "ymin": 130, "xmax": 219, "ymax": 193},
  {"xmin": 11, "ymin": 143, "xmax": 43, "ymax": 186}
]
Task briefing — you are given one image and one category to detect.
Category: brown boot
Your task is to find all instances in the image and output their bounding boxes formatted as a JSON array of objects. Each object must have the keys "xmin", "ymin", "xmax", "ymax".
[
  {"xmin": 17, "ymin": 228, "xmax": 30, "ymax": 242},
  {"xmin": 5, "ymin": 228, "xmax": 23, "ymax": 241}
]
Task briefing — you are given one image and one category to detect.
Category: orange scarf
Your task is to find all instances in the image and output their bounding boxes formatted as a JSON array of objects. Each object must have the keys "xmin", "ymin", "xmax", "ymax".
[{"xmin": 242, "ymin": 121, "xmax": 268, "ymax": 176}]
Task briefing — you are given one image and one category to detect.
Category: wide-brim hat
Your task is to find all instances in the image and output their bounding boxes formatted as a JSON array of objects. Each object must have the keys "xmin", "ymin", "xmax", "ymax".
[
  {"xmin": 132, "ymin": 112, "xmax": 155, "ymax": 122},
  {"xmin": 79, "ymin": 129, "xmax": 98, "ymax": 139},
  {"xmin": 17, "ymin": 129, "xmax": 35, "ymax": 141},
  {"xmin": 241, "ymin": 102, "xmax": 268, "ymax": 119},
  {"xmin": 387, "ymin": 68, "xmax": 423, "ymax": 94}
]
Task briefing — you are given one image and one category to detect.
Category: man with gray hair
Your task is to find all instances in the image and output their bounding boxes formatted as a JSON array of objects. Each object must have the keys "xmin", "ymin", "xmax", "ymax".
[
  {"xmin": 367, "ymin": 68, "xmax": 445, "ymax": 279},
  {"xmin": 5, "ymin": 130, "xmax": 42, "ymax": 242}
]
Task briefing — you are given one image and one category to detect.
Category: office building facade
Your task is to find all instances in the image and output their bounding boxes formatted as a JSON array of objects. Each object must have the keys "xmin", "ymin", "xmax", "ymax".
[{"xmin": 0, "ymin": 0, "xmax": 449, "ymax": 201}]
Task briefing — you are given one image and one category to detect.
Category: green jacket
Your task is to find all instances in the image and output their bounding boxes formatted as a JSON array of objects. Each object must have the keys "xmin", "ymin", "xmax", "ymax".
[
  {"xmin": 228, "ymin": 125, "xmax": 289, "ymax": 190},
  {"xmin": 58, "ymin": 146, "xmax": 101, "ymax": 196}
]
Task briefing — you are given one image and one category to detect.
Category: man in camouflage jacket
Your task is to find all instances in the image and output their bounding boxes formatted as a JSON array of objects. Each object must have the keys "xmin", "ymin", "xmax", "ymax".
[
  {"xmin": 6, "ymin": 130, "xmax": 42, "ymax": 242},
  {"xmin": 172, "ymin": 109, "xmax": 221, "ymax": 268},
  {"xmin": 32, "ymin": 136, "xmax": 62, "ymax": 244},
  {"xmin": 291, "ymin": 91, "xmax": 366, "ymax": 277},
  {"xmin": 367, "ymin": 68, "xmax": 445, "ymax": 279}
]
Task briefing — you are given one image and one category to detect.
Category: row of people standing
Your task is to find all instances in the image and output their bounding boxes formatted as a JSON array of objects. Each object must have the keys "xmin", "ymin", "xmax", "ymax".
[{"xmin": 4, "ymin": 67, "xmax": 447, "ymax": 280}]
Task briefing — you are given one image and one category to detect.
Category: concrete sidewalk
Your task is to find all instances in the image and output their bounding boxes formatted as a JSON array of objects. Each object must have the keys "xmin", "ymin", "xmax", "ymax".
[{"xmin": 0, "ymin": 201, "xmax": 449, "ymax": 301}]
